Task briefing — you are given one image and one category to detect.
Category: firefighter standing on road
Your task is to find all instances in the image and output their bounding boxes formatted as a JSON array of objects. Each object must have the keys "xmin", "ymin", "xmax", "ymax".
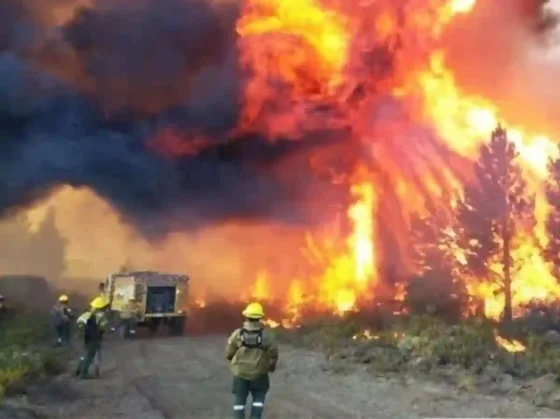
[
  {"xmin": 225, "ymin": 302, "xmax": 279, "ymax": 419},
  {"xmin": 50, "ymin": 295, "xmax": 73, "ymax": 346},
  {"xmin": 76, "ymin": 296, "xmax": 110, "ymax": 379},
  {"xmin": 119, "ymin": 297, "xmax": 139, "ymax": 338}
]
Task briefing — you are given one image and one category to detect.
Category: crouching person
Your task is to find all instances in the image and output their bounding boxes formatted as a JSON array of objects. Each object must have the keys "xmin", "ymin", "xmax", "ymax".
[
  {"xmin": 76, "ymin": 297, "xmax": 109, "ymax": 379},
  {"xmin": 226, "ymin": 302, "xmax": 279, "ymax": 419}
]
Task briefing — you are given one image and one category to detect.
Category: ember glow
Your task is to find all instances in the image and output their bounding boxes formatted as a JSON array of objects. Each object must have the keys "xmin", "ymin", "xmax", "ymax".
[
  {"xmin": 495, "ymin": 336, "xmax": 527, "ymax": 353},
  {"xmin": 4, "ymin": 0, "xmax": 559, "ymax": 323}
]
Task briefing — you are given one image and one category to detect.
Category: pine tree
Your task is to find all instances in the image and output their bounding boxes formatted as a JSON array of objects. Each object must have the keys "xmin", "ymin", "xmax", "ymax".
[
  {"xmin": 544, "ymin": 151, "xmax": 560, "ymax": 277},
  {"xmin": 406, "ymin": 201, "xmax": 467, "ymax": 321},
  {"xmin": 456, "ymin": 126, "xmax": 535, "ymax": 322}
]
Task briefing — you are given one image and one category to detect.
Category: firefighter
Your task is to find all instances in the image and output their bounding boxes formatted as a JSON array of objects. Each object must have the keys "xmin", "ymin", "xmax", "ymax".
[
  {"xmin": 51, "ymin": 295, "xmax": 73, "ymax": 346},
  {"xmin": 225, "ymin": 302, "xmax": 279, "ymax": 419},
  {"xmin": 119, "ymin": 297, "xmax": 139, "ymax": 338},
  {"xmin": 75, "ymin": 296, "xmax": 110, "ymax": 379}
]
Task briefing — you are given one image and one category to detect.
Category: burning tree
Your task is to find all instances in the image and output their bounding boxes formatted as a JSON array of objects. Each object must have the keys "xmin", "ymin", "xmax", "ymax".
[
  {"xmin": 545, "ymin": 151, "xmax": 560, "ymax": 278},
  {"xmin": 456, "ymin": 126, "xmax": 535, "ymax": 322},
  {"xmin": 407, "ymin": 201, "xmax": 467, "ymax": 321}
]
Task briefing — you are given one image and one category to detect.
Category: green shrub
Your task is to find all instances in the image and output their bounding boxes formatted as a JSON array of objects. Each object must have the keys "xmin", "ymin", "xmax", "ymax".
[
  {"xmin": 0, "ymin": 314, "xmax": 65, "ymax": 398},
  {"xmin": 396, "ymin": 317, "xmax": 497, "ymax": 368},
  {"xmin": 283, "ymin": 314, "xmax": 560, "ymax": 379}
]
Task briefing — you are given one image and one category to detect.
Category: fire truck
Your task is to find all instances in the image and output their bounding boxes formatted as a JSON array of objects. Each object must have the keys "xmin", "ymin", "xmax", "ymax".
[{"xmin": 102, "ymin": 271, "xmax": 189, "ymax": 336}]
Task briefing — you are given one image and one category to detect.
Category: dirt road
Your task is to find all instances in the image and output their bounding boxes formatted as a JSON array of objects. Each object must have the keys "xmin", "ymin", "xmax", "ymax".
[{"xmin": 4, "ymin": 335, "xmax": 560, "ymax": 418}]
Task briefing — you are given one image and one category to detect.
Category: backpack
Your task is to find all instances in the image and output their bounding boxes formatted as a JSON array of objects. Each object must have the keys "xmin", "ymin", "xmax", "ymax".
[
  {"xmin": 240, "ymin": 328, "xmax": 263, "ymax": 349},
  {"xmin": 84, "ymin": 312, "xmax": 100, "ymax": 343}
]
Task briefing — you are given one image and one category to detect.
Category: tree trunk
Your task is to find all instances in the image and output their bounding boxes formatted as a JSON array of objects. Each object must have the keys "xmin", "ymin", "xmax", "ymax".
[{"xmin": 503, "ymin": 222, "xmax": 513, "ymax": 323}]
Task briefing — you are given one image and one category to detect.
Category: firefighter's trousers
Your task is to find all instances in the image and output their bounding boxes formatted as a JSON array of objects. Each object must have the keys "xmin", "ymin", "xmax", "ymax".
[
  {"xmin": 55, "ymin": 322, "xmax": 71, "ymax": 346},
  {"xmin": 232, "ymin": 374, "xmax": 269, "ymax": 419},
  {"xmin": 78, "ymin": 340, "xmax": 101, "ymax": 378}
]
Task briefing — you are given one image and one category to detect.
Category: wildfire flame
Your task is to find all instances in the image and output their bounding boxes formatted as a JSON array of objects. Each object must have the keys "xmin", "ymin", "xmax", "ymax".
[
  {"xmin": 18, "ymin": 0, "xmax": 560, "ymax": 325},
  {"xmin": 352, "ymin": 329, "xmax": 405, "ymax": 340},
  {"xmin": 234, "ymin": 0, "xmax": 560, "ymax": 322},
  {"xmin": 194, "ymin": 298, "xmax": 207, "ymax": 309},
  {"xmin": 495, "ymin": 336, "xmax": 527, "ymax": 353}
]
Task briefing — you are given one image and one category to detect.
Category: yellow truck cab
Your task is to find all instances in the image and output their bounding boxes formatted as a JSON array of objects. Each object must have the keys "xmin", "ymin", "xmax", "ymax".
[{"xmin": 102, "ymin": 271, "xmax": 189, "ymax": 336}]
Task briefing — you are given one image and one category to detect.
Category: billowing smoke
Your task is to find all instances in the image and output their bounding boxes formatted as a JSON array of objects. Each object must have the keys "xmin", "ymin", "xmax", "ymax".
[
  {"xmin": 442, "ymin": 0, "xmax": 559, "ymax": 132},
  {"xmin": 0, "ymin": 0, "xmax": 350, "ymax": 237},
  {"xmin": 0, "ymin": 0, "xmax": 557, "ymax": 290}
]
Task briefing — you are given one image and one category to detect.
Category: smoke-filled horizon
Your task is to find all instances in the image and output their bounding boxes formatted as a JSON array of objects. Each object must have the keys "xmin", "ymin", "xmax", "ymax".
[
  {"xmin": 1, "ymin": 0, "xmax": 353, "ymax": 238},
  {"xmin": 1, "ymin": 0, "xmax": 555, "ymax": 234},
  {"xmin": 0, "ymin": 0, "xmax": 558, "ymax": 292}
]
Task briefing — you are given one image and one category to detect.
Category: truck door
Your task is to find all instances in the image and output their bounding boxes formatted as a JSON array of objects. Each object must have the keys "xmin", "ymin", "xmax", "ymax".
[{"xmin": 112, "ymin": 275, "xmax": 136, "ymax": 311}]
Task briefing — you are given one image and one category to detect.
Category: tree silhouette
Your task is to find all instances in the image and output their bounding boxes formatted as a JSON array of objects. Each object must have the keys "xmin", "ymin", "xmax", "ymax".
[
  {"xmin": 406, "ymin": 201, "xmax": 467, "ymax": 321},
  {"xmin": 544, "ymin": 151, "xmax": 560, "ymax": 277},
  {"xmin": 0, "ymin": 207, "xmax": 67, "ymax": 280},
  {"xmin": 456, "ymin": 126, "xmax": 535, "ymax": 322},
  {"xmin": 28, "ymin": 207, "xmax": 67, "ymax": 280},
  {"xmin": 0, "ymin": 214, "xmax": 33, "ymax": 270}
]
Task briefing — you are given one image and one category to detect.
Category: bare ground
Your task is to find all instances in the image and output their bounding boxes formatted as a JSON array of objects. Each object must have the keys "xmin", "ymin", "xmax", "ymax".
[{"xmin": 3, "ymin": 335, "xmax": 560, "ymax": 418}]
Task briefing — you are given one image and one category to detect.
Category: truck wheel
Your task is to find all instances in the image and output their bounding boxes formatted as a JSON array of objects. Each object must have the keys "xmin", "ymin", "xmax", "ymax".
[{"xmin": 169, "ymin": 317, "xmax": 186, "ymax": 336}]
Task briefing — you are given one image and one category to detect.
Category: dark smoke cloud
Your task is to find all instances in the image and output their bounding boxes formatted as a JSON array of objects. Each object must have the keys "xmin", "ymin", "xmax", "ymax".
[
  {"xmin": 6, "ymin": 0, "xmax": 545, "ymax": 239},
  {"xmin": 0, "ymin": 0, "xmax": 343, "ymax": 236},
  {"xmin": 62, "ymin": 0, "xmax": 237, "ymax": 113}
]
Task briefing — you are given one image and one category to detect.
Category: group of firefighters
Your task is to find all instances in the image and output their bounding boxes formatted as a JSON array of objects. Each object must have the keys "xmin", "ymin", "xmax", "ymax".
[
  {"xmin": 49, "ymin": 292, "xmax": 141, "ymax": 379},
  {"xmin": 46, "ymin": 292, "xmax": 277, "ymax": 418}
]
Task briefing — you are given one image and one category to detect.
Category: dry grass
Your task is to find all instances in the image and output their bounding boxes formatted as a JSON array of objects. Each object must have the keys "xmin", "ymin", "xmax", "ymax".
[{"xmin": 276, "ymin": 314, "xmax": 560, "ymax": 379}]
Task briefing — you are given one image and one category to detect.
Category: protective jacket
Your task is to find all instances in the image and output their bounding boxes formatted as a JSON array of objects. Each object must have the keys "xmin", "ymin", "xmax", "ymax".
[
  {"xmin": 77, "ymin": 309, "xmax": 109, "ymax": 343},
  {"xmin": 226, "ymin": 320, "xmax": 279, "ymax": 380},
  {"xmin": 51, "ymin": 302, "xmax": 72, "ymax": 327}
]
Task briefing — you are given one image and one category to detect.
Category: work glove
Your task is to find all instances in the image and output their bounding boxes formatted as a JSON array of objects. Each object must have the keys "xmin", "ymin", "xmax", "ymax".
[{"xmin": 268, "ymin": 363, "xmax": 276, "ymax": 373}]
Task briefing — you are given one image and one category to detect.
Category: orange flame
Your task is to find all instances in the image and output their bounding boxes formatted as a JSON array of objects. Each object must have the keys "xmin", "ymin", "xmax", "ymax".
[
  {"xmin": 317, "ymin": 173, "xmax": 377, "ymax": 314},
  {"xmin": 251, "ymin": 270, "xmax": 272, "ymax": 301},
  {"xmin": 23, "ymin": 0, "xmax": 560, "ymax": 326},
  {"xmin": 236, "ymin": 0, "xmax": 559, "ymax": 322},
  {"xmin": 495, "ymin": 336, "xmax": 526, "ymax": 353}
]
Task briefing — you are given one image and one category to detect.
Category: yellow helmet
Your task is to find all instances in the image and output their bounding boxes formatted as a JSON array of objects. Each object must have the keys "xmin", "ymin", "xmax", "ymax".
[
  {"xmin": 90, "ymin": 296, "xmax": 108, "ymax": 309},
  {"xmin": 58, "ymin": 294, "xmax": 69, "ymax": 303},
  {"xmin": 242, "ymin": 302, "xmax": 264, "ymax": 319}
]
